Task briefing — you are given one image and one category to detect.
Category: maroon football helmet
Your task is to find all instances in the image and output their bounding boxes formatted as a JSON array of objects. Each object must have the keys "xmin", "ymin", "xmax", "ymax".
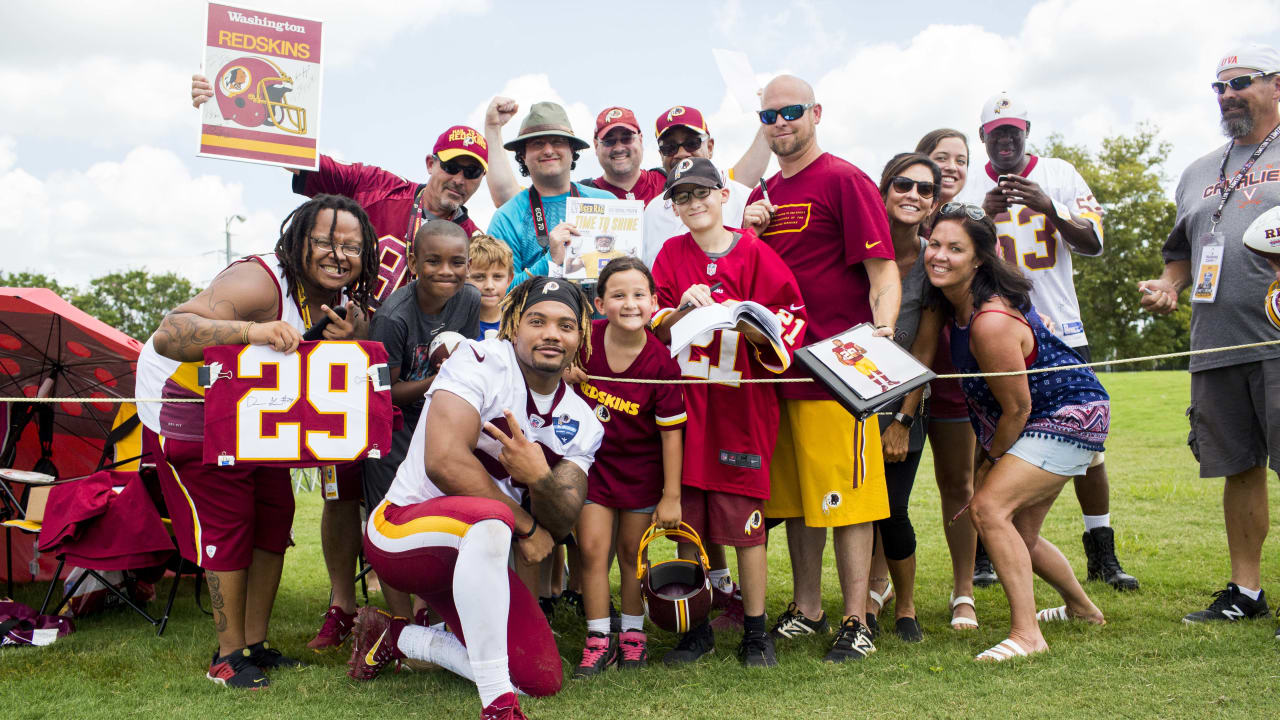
[
  {"xmin": 636, "ymin": 522, "xmax": 713, "ymax": 634},
  {"xmin": 213, "ymin": 56, "xmax": 307, "ymax": 135}
]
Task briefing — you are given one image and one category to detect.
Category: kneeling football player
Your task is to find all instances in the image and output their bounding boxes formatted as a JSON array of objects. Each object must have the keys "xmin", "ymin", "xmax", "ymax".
[{"xmin": 349, "ymin": 276, "xmax": 603, "ymax": 719}]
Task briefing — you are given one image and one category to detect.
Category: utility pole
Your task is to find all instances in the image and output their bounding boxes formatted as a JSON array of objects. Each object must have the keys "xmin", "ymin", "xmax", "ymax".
[{"xmin": 224, "ymin": 214, "xmax": 246, "ymax": 266}]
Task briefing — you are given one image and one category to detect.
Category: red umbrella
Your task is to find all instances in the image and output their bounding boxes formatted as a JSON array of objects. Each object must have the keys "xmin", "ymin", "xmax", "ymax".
[{"xmin": 0, "ymin": 287, "xmax": 144, "ymax": 586}]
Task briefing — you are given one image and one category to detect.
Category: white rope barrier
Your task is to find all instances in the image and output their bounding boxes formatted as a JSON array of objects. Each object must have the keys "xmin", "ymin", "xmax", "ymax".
[{"xmin": 3, "ymin": 337, "xmax": 1278, "ymax": 400}]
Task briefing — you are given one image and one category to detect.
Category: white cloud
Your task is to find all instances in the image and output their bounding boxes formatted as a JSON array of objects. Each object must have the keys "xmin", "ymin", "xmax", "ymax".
[
  {"xmin": 0, "ymin": 1, "xmax": 488, "ymax": 145},
  {"xmin": 0, "ymin": 138, "xmax": 283, "ymax": 287}
]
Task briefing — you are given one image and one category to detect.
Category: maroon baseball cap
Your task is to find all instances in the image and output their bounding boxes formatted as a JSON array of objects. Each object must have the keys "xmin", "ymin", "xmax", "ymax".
[
  {"xmin": 432, "ymin": 125, "xmax": 488, "ymax": 171},
  {"xmin": 595, "ymin": 107, "xmax": 640, "ymax": 139},
  {"xmin": 655, "ymin": 106, "xmax": 709, "ymax": 138}
]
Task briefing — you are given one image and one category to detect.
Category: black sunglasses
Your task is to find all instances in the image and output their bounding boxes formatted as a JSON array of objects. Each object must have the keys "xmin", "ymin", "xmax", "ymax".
[
  {"xmin": 890, "ymin": 176, "xmax": 937, "ymax": 199},
  {"xmin": 1211, "ymin": 71, "xmax": 1274, "ymax": 95},
  {"xmin": 600, "ymin": 132, "xmax": 637, "ymax": 147},
  {"xmin": 435, "ymin": 154, "xmax": 484, "ymax": 179},
  {"xmin": 939, "ymin": 202, "xmax": 986, "ymax": 221},
  {"xmin": 758, "ymin": 103, "xmax": 814, "ymax": 125},
  {"xmin": 658, "ymin": 136, "xmax": 704, "ymax": 157}
]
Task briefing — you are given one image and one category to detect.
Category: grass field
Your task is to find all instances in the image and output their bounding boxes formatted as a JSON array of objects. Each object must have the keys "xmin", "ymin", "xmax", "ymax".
[{"xmin": 2, "ymin": 371, "xmax": 1278, "ymax": 719}]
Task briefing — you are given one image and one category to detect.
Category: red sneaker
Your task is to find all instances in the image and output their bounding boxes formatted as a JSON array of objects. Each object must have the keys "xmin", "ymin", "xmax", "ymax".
[
  {"xmin": 307, "ymin": 605, "xmax": 355, "ymax": 650},
  {"xmin": 710, "ymin": 590, "xmax": 744, "ymax": 631},
  {"xmin": 347, "ymin": 607, "xmax": 406, "ymax": 681},
  {"xmin": 617, "ymin": 630, "xmax": 649, "ymax": 669},
  {"xmin": 712, "ymin": 581, "xmax": 738, "ymax": 610},
  {"xmin": 481, "ymin": 692, "xmax": 528, "ymax": 720}
]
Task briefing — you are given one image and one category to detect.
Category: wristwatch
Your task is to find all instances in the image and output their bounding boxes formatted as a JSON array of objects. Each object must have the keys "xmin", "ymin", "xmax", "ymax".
[{"xmin": 892, "ymin": 412, "xmax": 914, "ymax": 428}]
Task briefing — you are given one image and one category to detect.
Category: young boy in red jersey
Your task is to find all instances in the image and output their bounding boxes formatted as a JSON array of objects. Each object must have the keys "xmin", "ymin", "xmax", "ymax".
[{"xmin": 650, "ymin": 158, "xmax": 808, "ymax": 668}]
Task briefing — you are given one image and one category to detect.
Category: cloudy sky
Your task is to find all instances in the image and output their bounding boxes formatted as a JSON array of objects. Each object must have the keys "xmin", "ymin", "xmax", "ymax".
[{"xmin": 2, "ymin": 0, "xmax": 1276, "ymax": 288}]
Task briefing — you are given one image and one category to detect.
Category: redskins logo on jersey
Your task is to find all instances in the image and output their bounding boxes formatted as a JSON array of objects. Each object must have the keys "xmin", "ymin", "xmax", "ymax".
[
  {"xmin": 744, "ymin": 510, "xmax": 763, "ymax": 535},
  {"xmin": 594, "ymin": 404, "xmax": 611, "ymax": 423},
  {"xmin": 821, "ymin": 491, "xmax": 843, "ymax": 515}
]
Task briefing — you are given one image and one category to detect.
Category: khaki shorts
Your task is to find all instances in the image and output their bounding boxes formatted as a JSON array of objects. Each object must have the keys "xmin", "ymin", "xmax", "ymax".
[
  {"xmin": 765, "ymin": 399, "xmax": 889, "ymax": 527},
  {"xmin": 1188, "ymin": 357, "xmax": 1280, "ymax": 478}
]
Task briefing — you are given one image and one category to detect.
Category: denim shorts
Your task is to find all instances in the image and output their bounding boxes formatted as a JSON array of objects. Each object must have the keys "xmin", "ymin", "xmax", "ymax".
[{"xmin": 1006, "ymin": 434, "xmax": 1097, "ymax": 478}]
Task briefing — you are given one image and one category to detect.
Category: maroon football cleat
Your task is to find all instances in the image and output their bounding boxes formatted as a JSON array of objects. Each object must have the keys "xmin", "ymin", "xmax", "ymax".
[
  {"xmin": 308, "ymin": 605, "xmax": 356, "ymax": 650},
  {"xmin": 347, "ymin": 607, "xmax": 406, "ymax": 681},
  {"xmin": 481, "ymin": 691, "xmax": 528, "ymax": 720}
]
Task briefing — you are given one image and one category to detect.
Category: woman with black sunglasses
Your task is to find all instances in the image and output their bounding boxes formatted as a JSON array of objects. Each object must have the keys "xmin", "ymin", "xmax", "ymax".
[
  {"xmin": 924, "ymin": 203, "xmax": 1107, "ymax": 661},
  {"xmin": 858, "ymin": 153, "xmax": 942, "ymax": 643}
]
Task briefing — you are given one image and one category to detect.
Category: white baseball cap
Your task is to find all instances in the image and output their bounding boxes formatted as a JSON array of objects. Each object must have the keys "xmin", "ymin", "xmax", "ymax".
[
  {"xmin": 980, "ymin": 92, "xmax": 1029, "ymax": 134},
  {"xmin": 1217, "ymin": 42, "xmax": 1280, "ymax": 76}
]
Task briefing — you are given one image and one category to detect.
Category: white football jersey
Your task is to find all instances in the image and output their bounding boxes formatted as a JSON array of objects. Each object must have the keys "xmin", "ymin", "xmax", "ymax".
[
  {"xmin": 384, "ymin": 337, "xmax": 604, "ymax": 507},
  {"xmin": 642, "ymin": 172, "xmax": 751, "ymax": 267},
  {"xmin": 956, "ymin": 156, "xmax": 1103, "ymax": 348}
]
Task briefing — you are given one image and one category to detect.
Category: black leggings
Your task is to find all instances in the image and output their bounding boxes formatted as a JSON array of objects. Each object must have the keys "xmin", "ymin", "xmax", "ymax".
[{"xmin": 874, "ymin": 448, "xmax": 923, "ymax": 561}]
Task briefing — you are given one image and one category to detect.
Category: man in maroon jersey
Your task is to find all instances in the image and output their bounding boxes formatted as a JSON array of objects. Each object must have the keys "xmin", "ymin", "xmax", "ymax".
[
  {"xmin": 745, "ymin": 74, "xmax": 901, "ymax": 663},
  {"xmin": 580, "ymin": 106, "xmax": 667, "ymax": 203}
]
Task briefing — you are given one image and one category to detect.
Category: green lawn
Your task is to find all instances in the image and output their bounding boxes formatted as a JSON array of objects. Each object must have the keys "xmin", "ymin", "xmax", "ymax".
[{"xmin": 2, "ymin": 371, "xmax": 1278, "ymax": 719}]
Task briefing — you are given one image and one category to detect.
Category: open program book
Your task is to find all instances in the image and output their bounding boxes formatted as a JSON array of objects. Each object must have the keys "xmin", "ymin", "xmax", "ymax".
[
  {"xmin": 796, "ymin": 323, "xmax": 935, "ymax": 420},
  {"xmin": 668, "ymin": 301, "xmax": 784, "ymax": 358}
]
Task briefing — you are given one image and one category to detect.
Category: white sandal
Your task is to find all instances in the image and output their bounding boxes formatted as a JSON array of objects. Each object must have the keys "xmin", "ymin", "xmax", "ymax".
[
  {"xmin": 1036, "ymin": 605, "xmax": 1070, "ymax": 623},
  {"xmin": 869, "ymin": 578, "xmax": 894, "ymax": 614},
  {"xmin": 975, "ymin": 638, "xmax": 1029, "ymax": 662},
  {"xmin": 950, "ymin": 593, "xmax": 979, "ymax": 629}
]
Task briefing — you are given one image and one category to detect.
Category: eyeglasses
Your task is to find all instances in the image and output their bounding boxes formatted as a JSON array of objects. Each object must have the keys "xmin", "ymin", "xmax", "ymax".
[
  {"xmin": 658, "ymin": 136, "xmax": 704, "ymax": 157},
  {"xmin": 757, "ymin": 103, "xmax": 814, "ymax": 125},
  {"xmin": 435, "ymin": 154, "xmax": 485, "ymax": 180},
  {"xmin": 671, "ymin": 186, "xmax": 714, "ymax": 206},
  {"xmin": 600, "ymin": 132, "xmax": 637, "ymax": 147},
  {"xmin": 1211, "ymin": 71, "xmax": 1275, "ymax": 95},
  {"xmin": 311, "ymin": 237, "xmax": 364, "ymax": 257},
  {"xmin": 939, "ymin": 202, "xmax": 986, "ymax": 221},
  {"xmin": 889, "ymin": 176, "xmax": 937, "ymax": 199}
]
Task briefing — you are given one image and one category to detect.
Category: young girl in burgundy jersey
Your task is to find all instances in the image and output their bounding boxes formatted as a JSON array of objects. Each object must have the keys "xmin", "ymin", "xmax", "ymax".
[{"xmin": 570, "ymin": 256, "xmax": 687, "ymax": 676}]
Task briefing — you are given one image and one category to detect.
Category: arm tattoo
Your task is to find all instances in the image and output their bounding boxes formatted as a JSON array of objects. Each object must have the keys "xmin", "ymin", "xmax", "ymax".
[
  {"xmin": 529, "ymin": 461, "xmax": 587, "ymax": 540},
  {"xmin": 153, "ymin": 312, "xmax": 249, "ymax": 361}
]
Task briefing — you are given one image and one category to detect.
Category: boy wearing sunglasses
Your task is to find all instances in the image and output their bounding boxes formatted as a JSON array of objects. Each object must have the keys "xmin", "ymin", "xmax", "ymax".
[
  {"xmin": 955, "ymin": 92, "xmax": 1139, "ymax": 593},
  {"xmin": 641, "ymin": 106, "xmax": 771, "ymax": 266}
]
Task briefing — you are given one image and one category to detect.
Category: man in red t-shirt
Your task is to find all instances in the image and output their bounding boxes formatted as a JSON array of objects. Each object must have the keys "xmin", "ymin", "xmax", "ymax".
[
  {"xmin": 744, "ymin": 74, "xmax": 901, "ymax": 663},
  {"xmin": 580, "ymin": 106, "xmax": 668, "ymax": 203}
]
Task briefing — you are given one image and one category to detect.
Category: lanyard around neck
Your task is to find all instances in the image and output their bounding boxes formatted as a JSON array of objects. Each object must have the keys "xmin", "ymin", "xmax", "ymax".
[{"xmin": 1213, "ymin": 122, "xmax": 1280, "ymax": 226}]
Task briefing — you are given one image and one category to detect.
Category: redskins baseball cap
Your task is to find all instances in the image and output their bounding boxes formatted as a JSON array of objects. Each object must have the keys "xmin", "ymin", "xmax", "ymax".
[
  {"xmin": 1217, "ymin": 42, "xmax": 1280, "ymax": 76},
  {"xmin": 595, "ymin": 107, "xmax": 640, "ymax": 138},
  {"xmin": 980, "ymin": 92, "xmax": 1029, "ymax": 134},
  {"xmin": 503, "ymin": 101, "xmax": 590, "ymax": 152},
  {"xmin": 662, "ymin": 157, "xmax": 723, "ymax": 199},
  {"xmin": 433, "ymin": 125, "xmax": 488, "ymax": 171},
  {"xmin": 655, "ymin": 105, "xmax": 710, "ymax": 138}
]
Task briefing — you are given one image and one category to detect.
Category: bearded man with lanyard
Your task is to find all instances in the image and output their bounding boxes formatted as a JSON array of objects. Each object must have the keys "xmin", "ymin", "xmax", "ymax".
[
  {"xmin": 1141, "ymin": 43, "xmax": 1280, "ymax": 634},
  {"xmin": 486, "ymin": 102, "xmax": 614, "ymax": 288}
]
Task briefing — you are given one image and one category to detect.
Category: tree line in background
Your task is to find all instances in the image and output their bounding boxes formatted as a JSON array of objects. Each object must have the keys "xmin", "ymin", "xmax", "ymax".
[
  {"xmin": 0, "ymin": 126, "xmax": 1190, "ymax": 365},
  {"xmin": 1037, "ymin": 125, "xmax": 1189, "ymax": 370},
  {"xmin": 0, "ymin": 269, "xmax": 201, "ymax": 342}
]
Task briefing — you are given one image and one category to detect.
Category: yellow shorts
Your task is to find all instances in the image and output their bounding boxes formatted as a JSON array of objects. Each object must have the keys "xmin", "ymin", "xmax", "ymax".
[{"xmin": 764, "ymin": 399, "xmax": 889, "ymax": 527}]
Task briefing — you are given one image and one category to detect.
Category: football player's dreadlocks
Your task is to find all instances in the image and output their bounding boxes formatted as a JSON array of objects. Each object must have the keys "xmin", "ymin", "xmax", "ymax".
[
  {"xmin": 274, "ymin": 194, "xmax": 379, "ymax": 311},
  {"xmin": 498, "ymin": 277, "xmax": 592, "ymax": 370}
]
